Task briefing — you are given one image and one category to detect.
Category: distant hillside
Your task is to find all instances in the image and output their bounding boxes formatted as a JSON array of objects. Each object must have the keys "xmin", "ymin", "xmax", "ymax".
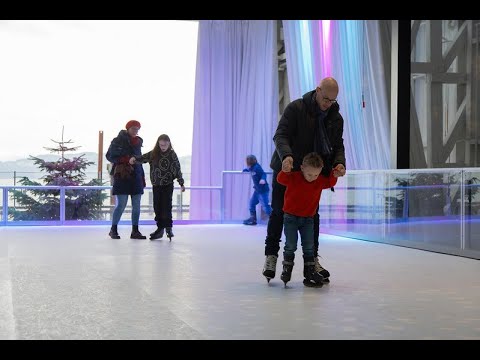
[
  {"xmin": 0, "ymin": 152, "xmax": 102, "ymax": 177},
  {"xmin": 0, "ymin": 153, "xmax": 192, "ymax": 183}
]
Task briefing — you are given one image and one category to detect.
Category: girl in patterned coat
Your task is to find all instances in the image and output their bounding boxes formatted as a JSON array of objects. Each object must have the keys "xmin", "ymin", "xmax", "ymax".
[{"xmin": 141, "ymin": 134, "xmax": 185, "ymax": 240}]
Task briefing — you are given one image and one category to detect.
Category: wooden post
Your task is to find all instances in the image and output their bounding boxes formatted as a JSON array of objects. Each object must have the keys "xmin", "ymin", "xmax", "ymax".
[{"xmin": 98, "ymin": 131, "xmax": 103, "ymax": 180}]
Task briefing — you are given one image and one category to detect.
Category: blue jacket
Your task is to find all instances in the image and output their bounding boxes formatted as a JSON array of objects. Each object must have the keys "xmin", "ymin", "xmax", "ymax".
[
  {"xmin": 106, "ymin": 130, "xmax": 145, "ymax": 195},
  {"xmin": 243, "ymin": 163, "xmax": 269, "ymax": 193}
]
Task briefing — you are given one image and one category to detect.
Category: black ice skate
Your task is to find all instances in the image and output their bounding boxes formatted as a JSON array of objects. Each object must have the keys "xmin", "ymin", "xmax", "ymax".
[
  {"xmin": 243, "ymin": 211, "xmax": 257, "ymax": 225},
  {"xmin": 280, "ymin": 254, "xmax": 295, "ymax": 288},
  {"xmin": 166, "ymin": 227, "xmax": 174, "ymax": 241},
  {"xmin": 130, "ymin": 225, "xmax": 146, "ymax": 240},
  {"xmin": 109, "ymin": 225, "xmax": 120, "ymax": 239},
  {"xmin": 242, "ymin": 217, "xmax": 257, "ymax": 225},
  {"xmin": 314, "ymin": 256, "xmax": 331, "ymax": 283},
  {"xmin": 149, "ymin": 227, "xmax": 164, "ymax": 240},
  {"xmin": 303, "ymin": 256, "xmax": 324, "ymax": 288}
]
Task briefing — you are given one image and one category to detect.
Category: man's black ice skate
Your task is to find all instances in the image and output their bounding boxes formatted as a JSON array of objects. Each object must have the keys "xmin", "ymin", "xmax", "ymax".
[
  {"xmin": 280, "ymin": 255, "xmax": 294, "ymax": 288},
  {"xmin": 262, "ymin": 255, "xmax": 277, "ymax": 283},
  {"xmin": 109, "ymin": 225, "xmax": 120, "ymax": 239},
  {"xmin": 149, "ymin": 227, "xmax": 164, "ymax": 240},
  {"xmin": 166, "ymin": 227, "xmax": 174, "ymax": 241},
  {"xmin": 303, "ymin": 256, "xmax": 324, "ymax": 288},
  {"xmin": 315, "ymin": 256, "xmax": 331, "ymax": 283}
]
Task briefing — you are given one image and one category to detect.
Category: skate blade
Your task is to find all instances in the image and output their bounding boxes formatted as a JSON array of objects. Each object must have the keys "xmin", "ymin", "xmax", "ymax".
[{"xmin": 303, "ymin": 279, "xmax": 324, "ymax": 288}]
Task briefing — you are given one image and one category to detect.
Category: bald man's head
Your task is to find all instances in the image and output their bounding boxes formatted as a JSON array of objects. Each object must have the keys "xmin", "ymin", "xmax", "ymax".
[
  {"xmin": 319, "ymin": 77, "xmax": 339, "ymax": 93},
  {"xmin": 315, "ymin": 77, "xmax": 339, "ymax": 111}
]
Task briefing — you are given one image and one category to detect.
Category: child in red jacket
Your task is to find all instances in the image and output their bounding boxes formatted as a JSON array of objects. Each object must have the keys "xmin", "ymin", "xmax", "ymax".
[{"xmin": 276, "ymin": 152, "xmax": 338, "ymax": 288}]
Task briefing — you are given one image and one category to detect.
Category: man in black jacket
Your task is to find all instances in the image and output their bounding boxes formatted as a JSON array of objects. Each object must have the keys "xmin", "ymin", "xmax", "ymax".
[{"xmin": 262, "ymin": 77, "xmax": 346, "ymax": 284}]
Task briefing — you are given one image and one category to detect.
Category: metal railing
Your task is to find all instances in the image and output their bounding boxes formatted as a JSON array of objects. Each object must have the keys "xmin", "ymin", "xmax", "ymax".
[
  {"xmin": 1, "ymin": 185, "xmax": 221, "ymax": 226},
  {"xmin": 2, "ymin": 168, "xmax": 480, "ymax": 259}
]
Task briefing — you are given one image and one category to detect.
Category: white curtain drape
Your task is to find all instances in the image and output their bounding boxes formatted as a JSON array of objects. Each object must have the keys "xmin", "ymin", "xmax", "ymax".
[
  {"xmin": 283, "ymin": 20, "xmax": 390, "ymax": 170},
  {"xmin": 190, "ymin": 20, "xmax": 278, "ymax": 220}
]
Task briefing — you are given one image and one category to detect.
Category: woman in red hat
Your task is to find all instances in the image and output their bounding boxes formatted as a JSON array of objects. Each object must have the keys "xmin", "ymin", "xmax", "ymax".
[{"xmin": 105, "ymin": 120, "xmax": 147, "ymax": 239}]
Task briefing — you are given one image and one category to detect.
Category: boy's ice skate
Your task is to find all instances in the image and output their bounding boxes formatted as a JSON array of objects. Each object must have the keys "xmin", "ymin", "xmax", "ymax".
[
  {"xmin": 303, "ymin": 256, "xmax": 324, "ymax": 288},
  {"xmin": 280, "ymin": 255, "xmax": 294, "ymax": 288}
]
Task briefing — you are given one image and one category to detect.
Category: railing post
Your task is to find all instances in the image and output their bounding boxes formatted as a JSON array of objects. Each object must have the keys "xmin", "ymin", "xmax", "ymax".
[
  {"xmin": 220, "ymin": 172, "xmax": 225, "ymax": 223},
  {"xmin": 402, "ymin": 186, "xmax": 409, "ymax": 221},
  {"xmin": 445, "ymin": 181, "xmax": 452, "ymax": 216},
  {"xmin": 60, "ymin": 187, "xmax": 65, "ymax": 225},
  {"xmin": 13, "ymin": 171, "xmax": 16, "ymax": 208},
  {"xmin": 2, "ymin": 187, "xmax": 8, "ymax": 225},
  {"xmin": 177, "ymin": 193, "xmax": 182, "ymax": 219}
]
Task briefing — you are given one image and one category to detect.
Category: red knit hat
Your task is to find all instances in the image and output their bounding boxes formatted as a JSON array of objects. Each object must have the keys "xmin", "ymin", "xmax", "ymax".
[{"xmin": 125, "ymin": 120, "xmax": 141, "ymax": 130}]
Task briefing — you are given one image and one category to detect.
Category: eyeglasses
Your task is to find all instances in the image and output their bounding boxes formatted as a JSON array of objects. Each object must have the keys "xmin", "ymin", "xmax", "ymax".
[{"xmin": 317, "ymin": 87, "xmax": 337, "ymax": 105}]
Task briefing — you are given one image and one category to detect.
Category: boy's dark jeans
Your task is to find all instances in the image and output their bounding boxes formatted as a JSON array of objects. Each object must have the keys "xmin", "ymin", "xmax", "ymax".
[
  {"xmin": 264, "ymin": 171, "xmax": 320, "ymax": 256},
  {"xmin": 282, "ymin": 213, "xmax": 315, "ymax": 258}
]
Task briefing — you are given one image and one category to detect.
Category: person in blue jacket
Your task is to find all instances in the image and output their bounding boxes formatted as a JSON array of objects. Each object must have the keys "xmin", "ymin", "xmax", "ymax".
[{"xmin": 242, "ymin": 155, "xmax": 272, "ymax": 225}]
